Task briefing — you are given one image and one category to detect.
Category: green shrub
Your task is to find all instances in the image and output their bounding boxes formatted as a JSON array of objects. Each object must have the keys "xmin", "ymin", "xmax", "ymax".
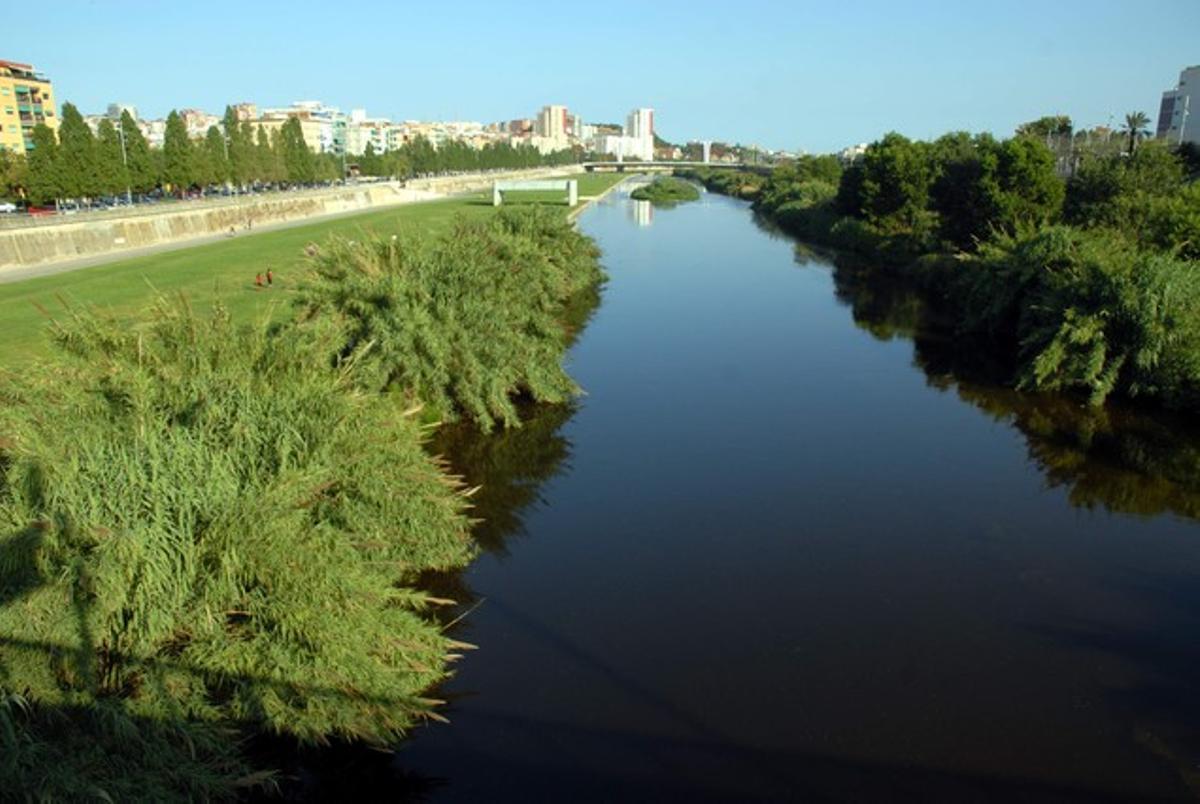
[
  {"xmin": 295, "ymin": 207, "xmax": 604, "ymax": 431},
  {"xmin": 0, "ymin": 298, "xmax": 475, "ymax": 797},
  {"xmin": 960, "ymin": 226, "xmax": 1200, "ymax": 407},
  {"xmin": 630, "ymin": 176, "xmax": 701, "ymax": 205}
]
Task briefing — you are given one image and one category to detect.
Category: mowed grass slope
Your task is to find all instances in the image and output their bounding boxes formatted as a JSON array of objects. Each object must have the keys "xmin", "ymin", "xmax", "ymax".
[{"xmin": 0, "ymin": 173, "xmax": 628, "ymax": 364}]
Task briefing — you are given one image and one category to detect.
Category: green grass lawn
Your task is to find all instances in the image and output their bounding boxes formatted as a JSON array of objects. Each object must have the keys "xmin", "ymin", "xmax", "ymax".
[{"xmin": 0, "ymin": 173, "xmax": 629, "ymax": 365}]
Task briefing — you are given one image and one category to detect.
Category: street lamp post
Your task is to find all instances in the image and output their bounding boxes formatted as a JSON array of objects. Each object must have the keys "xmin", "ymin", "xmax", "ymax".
[
  {"xmin": 221, "ymin": 124, "xmax": 235, "ymax": 195},
  {"xmin": 1179, "ymin": 95, "xmax": 1191, "ymax": 147},
  {"xmin": 115, "ymin": 120, "xmax": 132, "ymax": 206}
]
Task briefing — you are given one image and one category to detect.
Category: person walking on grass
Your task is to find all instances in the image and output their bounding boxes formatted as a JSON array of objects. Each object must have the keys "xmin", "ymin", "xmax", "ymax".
[
  {"xmin": 255, "ymin": 273, "xmax": 263, "ymax": 288},
  {"xmin": 266, "ymin": 269, "xmax": 274, "ymax": 286}
]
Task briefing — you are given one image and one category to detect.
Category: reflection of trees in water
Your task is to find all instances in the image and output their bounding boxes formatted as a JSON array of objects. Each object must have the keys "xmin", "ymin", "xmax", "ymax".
[
  {"xmin": 957, "ymin": 385, "xmax": 1200, "ymax": 520},
  {"xmin": 432, "ymin": 402, "xmax": 576, "ymax": 558},
  {"xmin": 819, "ymin": 253, "xmax": 1200, "ymax": 522}
]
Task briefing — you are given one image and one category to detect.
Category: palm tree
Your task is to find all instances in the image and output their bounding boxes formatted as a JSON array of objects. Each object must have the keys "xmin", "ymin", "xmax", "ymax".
[{"xmin": 1122, "ymin": 111, "xmax": 1150, "ymax": 155}]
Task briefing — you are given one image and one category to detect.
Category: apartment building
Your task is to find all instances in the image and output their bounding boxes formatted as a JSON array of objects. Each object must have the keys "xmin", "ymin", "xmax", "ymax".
[{"xmin": 0, "ymin": 59, "xmax": 57, "ymax": 154}]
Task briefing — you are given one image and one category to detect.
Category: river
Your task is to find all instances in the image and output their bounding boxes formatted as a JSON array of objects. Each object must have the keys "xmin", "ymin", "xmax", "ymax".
[{"xmin": 300, "ymin": 186, "xmax": 1200, "ymax": 801}]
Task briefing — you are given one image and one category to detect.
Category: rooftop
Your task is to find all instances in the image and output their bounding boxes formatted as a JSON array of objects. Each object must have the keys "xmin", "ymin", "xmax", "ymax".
[{"xmin": 0, "ymin": 59, "xmax": 51, "ymax": 83}]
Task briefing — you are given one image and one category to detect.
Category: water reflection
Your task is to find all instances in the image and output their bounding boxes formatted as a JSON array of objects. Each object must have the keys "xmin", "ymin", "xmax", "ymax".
[
  {"xmin": 433, "ymin": 403, "xmax": 577, "ymax": 559},
  {"xmin": 820, "ymin": 254, "xmax": 1200, "ymax": 521},
  {"xmin": 629, "ymin": 199, "xmax": 653, "ymax": 227}
]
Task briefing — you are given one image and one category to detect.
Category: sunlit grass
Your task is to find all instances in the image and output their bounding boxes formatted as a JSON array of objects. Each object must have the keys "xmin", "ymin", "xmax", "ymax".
[{"xmin": 0, "ymin": 173, "xmax": 628, "ymax": 365}]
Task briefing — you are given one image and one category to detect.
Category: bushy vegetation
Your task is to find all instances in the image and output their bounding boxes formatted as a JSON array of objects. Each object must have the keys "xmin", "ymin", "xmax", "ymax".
[
  {"xmin": 676, "ymin": 166, "xmax": 767, "ymax": 199},
  {"xmin": 295, "ymin": 208, "xmax": 604, "ymax": 431},
  {"xmin": 696, "ymin": 123, "xmax": 1200, "ymax": 412},
  {"xmin": 0, "ymin": 206, "xmax": 603, "ymax": 797},
  {"xmin": 629, "ymin": 176, "xmax": 701, "ymax": 206}
]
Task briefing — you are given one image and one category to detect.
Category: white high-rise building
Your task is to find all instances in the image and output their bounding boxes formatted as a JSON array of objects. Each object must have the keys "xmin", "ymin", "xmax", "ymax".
[
  {"xmin": 624, "ymin": 107, "xmax": 655, "ymax": 160},
  {"xmin": 626, "ymin": 107, "xmax": 654, "ymax": 140},
  {"xmin": 1157, "ymin": 65, "xmax": 1199, "ymax": 147}
]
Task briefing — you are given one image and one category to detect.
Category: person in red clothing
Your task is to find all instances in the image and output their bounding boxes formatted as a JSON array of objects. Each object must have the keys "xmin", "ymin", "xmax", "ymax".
[
  {"xmin": 266, "ymin": 269, "xmax": 274, "ymax": 286},
  {"xmin": 255, "ymin": 273, "xmax": 263, "ymax": 288}
]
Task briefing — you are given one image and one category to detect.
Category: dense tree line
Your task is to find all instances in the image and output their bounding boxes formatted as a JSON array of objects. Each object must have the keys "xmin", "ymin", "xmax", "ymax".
[
  {"xmin": 0, "ymin": 206, "xmax": 604, "ymax": 797},
  {"xmin": 355, "ymin": 135, "xmax": 578, "ymax": 179},
  {"xmin": 3, "ymin": 102, "xmax": 584, "ymax": 205},
  {"xmin": 12, "ymin": 103, "xmax": 345, "ymax": 204},
  {"xmin": 684, "ymin": 115, "xmax": 1200, "ymax": 412}
]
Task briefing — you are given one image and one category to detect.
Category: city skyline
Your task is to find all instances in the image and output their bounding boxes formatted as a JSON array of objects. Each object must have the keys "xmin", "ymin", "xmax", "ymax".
[{"xmin": 20, "ymin": 0, "xmax": 1200, "ymax": 153}]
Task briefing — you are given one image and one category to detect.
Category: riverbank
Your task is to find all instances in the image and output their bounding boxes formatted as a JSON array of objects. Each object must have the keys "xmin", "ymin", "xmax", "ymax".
[
  {"xmin": 0, "ymin": 172, "xmax": 627, "ymax": 364},
  {"xmin": 681, "ymin": 149, "xmax": 1200, "ymax": 416},
  {"xmin": 0, "ymin": 167, "xmax": 593, "ymax": 275},
  {"xmin": 0, "ymin": 204, "xmax": 609, "ymax": 799}
]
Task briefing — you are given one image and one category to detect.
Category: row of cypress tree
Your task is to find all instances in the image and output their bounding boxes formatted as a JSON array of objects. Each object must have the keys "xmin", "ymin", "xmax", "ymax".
[{"xmin": 6, "ymin": 102, "xmax": 584, "ymax": 205}]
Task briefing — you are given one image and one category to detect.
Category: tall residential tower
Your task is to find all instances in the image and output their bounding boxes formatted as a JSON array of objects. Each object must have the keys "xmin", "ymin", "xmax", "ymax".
[{"xmin": 1156, "ymin": 65, "xmax": 1198, "ymax": 147}]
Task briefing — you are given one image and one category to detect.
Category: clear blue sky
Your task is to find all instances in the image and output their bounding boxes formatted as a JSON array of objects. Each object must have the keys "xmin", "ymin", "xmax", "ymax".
[{"xmin": 17, "ymin": 0, "xmax": 1200, "ymax": 152}]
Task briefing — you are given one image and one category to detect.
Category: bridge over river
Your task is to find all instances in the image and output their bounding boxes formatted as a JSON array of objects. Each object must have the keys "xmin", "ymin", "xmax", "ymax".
[{"xmin": 580, "ymin": 161, "xmax": 772, "ymax": 174}]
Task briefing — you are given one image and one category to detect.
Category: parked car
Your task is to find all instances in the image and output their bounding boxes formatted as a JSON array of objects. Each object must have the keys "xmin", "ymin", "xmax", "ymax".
[{"xmin": 0, "ymin": 202, "xmax": 17, "ymax": 214}]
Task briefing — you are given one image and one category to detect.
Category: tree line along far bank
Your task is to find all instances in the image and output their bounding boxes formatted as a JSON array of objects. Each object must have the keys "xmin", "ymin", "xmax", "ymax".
[
  {"xmin": 0, "ymin": 102, "xmax": 582, "ymax": 206},
  {"xmin": 0, "ymin": 206, "xmax": 605, "ymax": 798},
  {"xmin": 681, "ymin": 115, "xmax": 1200, "ymax": 413}
]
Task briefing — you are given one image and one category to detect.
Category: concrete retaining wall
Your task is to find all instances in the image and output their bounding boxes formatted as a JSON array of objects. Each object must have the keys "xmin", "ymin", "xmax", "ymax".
[
  {"xmin": 0, "ymin": 183, "xmax": 434, "ymax": 270},
  {"xmin": 0, "ymin": 166, "xmax": 584, "ymax": 271}
]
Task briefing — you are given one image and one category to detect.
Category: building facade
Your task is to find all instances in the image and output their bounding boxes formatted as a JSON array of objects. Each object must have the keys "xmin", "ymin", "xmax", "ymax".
[
  {"xmin": 1156, "ymin": 65, "xmax": 1199, "ymax": 146},
  {"xmin": 0, "ymin": 59, "xmax": 57, "ymax": 154},
  {"xmin": 106, "ymin": 102, "xmax": 137, "ymax": 122},
  {"xmin": 535, "ymin": 104, "xmax": 569, "ymax": 141}
]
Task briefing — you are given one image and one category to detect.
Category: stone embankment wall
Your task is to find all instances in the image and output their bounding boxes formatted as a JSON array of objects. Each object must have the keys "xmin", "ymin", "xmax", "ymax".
[{"xmin": 0, "ymin": 166, "xmax": 584, "ymax": 271}]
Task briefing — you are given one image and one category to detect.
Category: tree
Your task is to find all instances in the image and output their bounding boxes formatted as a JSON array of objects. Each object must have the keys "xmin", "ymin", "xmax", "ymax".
[
  {"xmin": 0, "ymin": 148, "xmax": 27, "ymax": 202},
  {"xmin": 24, "ymin": 124, "xmax": 61, "ymax": 205},
  {"xmin": 161, "ymin": 110, "xmax": 194, "ymax": 192},
  {"xmin": 201, "ymin": 125, "xmax": 229, "ymax": 187},
  {"xmin": 94, "ymin": 119, "xmax": 129, "ymax": 198},
  {"xmin": 1122, "ymin": 111, "xmax": 1150, "ymax": 155},
  {"xmin": 57, "ymin": 102, "xmax": 100, "ymax": 201},
  {"xmin": 359, "ymin": 141, "xmax": 383, "ymax": 176},
  {"xmin": 930, "ymin": 132, "xmax": 1004, "ymax": 248},
  {"xmin": 280, "ymin": 117, "xmax": 314, "ymax": 184},
  {"xmin": 241, "ymin": 120, "xmax": 261, "ymax": 183},
  {"xmin": 119, "ymin": 110, "xmax": 155, "ymax": 194},
  {"xmin": 994, "ymin": 136, "xmax": 1064, "ymax": 227},
  {"xmin": 859, "ymin": 132, "xmax": 934, "ymax": 234},
  {"xmin": 265, "ymin": 127, "xmax": 287, "ymax": 183},
  {"xmin": 1016, "ymin": 115, "xmax": 1073, "ymax": 140},
  {"xmin": 222, "ymin": 107, "xmax": 251, "ymax": 188}
]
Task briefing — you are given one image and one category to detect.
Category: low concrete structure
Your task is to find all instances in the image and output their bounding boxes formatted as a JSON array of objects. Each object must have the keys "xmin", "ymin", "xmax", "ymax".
[
  {"xmin": 0, "ymin": 184, "xmax": 434, "ymax": 272},
  {"xmin": 492, "ymin": 179, "xmax": 578, "ymax": 207}
]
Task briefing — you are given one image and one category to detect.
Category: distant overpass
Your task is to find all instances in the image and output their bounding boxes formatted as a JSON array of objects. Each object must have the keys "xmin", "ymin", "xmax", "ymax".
[{"xmin": 581, "ymin": 161, "xmax": 772, "ymax": 174}]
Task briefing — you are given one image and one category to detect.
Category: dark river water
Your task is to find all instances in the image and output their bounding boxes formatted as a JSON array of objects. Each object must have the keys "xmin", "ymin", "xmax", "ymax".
[{"xmin": 301, "ymin": 187, "xmax": 1200, "ymax": 801}]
